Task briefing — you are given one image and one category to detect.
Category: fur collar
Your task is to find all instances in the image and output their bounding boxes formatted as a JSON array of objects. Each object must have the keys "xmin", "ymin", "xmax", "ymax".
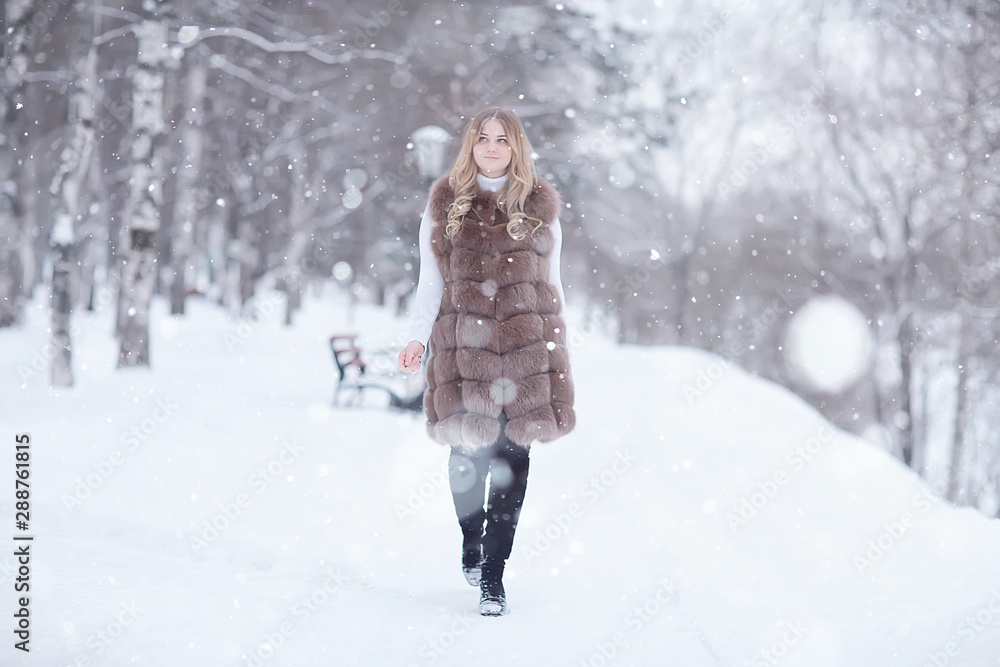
[{"xmin": 427, "ymin": 175, "xmax": 560, "ymax": 228}]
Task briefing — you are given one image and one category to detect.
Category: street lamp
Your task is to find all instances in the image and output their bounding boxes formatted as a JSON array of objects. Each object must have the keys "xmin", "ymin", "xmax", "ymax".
[{"xmin": 411, "ymin": 125, "xmax": 451, "ymax": 181}]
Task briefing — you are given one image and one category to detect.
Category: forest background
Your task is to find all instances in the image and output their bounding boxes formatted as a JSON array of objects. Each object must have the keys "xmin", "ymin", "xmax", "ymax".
[{"xmin": 1, "ymin": 0, "xmax": 997, "ymax": 514}]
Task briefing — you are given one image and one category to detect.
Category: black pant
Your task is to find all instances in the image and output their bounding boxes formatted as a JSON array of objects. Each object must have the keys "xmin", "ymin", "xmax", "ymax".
[{"xmin": 448, "ymin": 422, "xmax": 530, "ymax": 564}]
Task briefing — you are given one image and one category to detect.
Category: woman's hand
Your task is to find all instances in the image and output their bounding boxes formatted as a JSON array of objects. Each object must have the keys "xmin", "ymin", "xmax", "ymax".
[{"xmin": 398, "ymin": 340, "xmax": 426, "ymax": 374}]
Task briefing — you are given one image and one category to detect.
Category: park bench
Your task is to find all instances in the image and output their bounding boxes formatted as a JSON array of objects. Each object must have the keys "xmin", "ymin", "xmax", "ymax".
[{"xmin": 330, "ymin": 334, "xmax": 424, "ymax": 412}]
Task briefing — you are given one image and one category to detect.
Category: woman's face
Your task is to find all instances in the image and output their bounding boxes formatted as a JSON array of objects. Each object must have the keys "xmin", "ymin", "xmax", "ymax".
[{"xmin": 472, "ymin": 119, "xmax": 513, "ymax": 177}]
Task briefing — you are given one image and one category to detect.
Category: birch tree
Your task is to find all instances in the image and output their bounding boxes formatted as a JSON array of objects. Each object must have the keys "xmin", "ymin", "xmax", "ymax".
[
  {"xmin": 279, "ymin": 136, "xmax": 318, "ymax": 325},
  {"xmin": 48, "ymin": 30, "xmax": 98, "ymax": 386},
  {"xmin": 117, "ymin": 0, "xmax": 171, "ymax": 367},
  {"xmin": 169, "ymin": 47, "xmax": 207, "ymax": 315}
]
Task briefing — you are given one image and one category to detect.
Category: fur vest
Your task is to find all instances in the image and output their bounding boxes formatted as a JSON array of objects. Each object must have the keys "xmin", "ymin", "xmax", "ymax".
[{"xmin": 423, "ymin": 176, "xmax": 576, "ymax": 450}]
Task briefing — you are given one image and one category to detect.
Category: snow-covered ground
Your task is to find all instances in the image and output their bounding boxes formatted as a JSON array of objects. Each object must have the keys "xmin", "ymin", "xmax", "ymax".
[{"xmin": 2, "ymin": 284, "xmax": 1000, "ymax": 667}]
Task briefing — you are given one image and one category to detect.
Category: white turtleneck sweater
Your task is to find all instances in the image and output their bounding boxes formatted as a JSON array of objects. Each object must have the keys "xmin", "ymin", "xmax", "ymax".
[{"xmin": 406, "ymin": 173, "xmax": 567, "ymax": 346}]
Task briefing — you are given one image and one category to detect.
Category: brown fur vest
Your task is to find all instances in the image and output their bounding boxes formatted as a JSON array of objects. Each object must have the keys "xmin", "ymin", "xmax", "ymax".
[{"xmin": 423, "ymin": 176, "xmax": 575, "ymax": 450}]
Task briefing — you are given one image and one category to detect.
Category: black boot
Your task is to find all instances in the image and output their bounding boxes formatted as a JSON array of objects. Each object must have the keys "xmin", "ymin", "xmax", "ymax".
[
  {"xmin": 450, "ymin": 447, "xmax": 489, "ymax": 586},
  {"xmin": 479, "ymin": 559, "xmax": 507, "ymax": 616},
  {"xmin": 462, "ymin": 536, "xmax": 483, "ymax": 586}
]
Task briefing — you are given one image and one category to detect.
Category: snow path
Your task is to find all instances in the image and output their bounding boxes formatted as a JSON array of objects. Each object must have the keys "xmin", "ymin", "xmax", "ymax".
[{"xmin": 2, "ymin": 287, "xmax": 999, "ymax": 666}]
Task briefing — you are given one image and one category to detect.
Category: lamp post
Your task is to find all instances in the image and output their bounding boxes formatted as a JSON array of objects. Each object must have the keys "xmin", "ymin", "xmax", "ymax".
[
  {"xmin": 399, "ymin": 125, "xmax": 451, "ymax": 313},
  {"xmin": 411, "ymin": 125, "xmax": 451, "ymax": 181}
]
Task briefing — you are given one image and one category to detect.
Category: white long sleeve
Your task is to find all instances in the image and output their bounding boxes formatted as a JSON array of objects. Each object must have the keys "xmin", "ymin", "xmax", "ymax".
[
  {"xmin": 549, "ymin": 214, "xmax": 567, "ymax": 312},
  {"xmin": 406, "ymin": 203, "xmax": 444, "ymax": 346},
  {"xmin": 406, "ymin": 175, "xmax": 568, "ymax": 347}
]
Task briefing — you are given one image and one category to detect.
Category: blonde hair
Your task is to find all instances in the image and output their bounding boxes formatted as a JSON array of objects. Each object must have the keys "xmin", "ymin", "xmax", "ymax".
[{"xmin": 444, "ymin": 107, "xmax": 543, "ymax": 240}]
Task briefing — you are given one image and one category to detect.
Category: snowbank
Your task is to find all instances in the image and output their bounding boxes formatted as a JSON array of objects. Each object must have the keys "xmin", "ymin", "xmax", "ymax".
[{"xmin": 1, "ymin": 286, "xmax": 998, "ymax": 666}]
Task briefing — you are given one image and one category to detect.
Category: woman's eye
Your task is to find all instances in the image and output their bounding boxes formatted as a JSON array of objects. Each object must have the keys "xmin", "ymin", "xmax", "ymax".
[
  {"xmin": 498, "ymin": 138, "xmax": 507, "ymax": 144},
  {"xmin": 478, "ymin": 135, "xmax": 488, "ymax": 142}
]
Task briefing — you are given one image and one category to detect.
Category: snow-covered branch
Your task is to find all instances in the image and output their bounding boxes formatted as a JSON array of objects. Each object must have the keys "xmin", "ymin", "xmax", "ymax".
[
  {"xmin": 94, "ymin": 24, "xmax": 139, "ymax": 46},
  {"xmin": 206, "ymin": 54, "xmax": 301, "ymax": 103},
  {"xmin": 181, "ymin": 26, "xmax": 405, "ymax": 66}
]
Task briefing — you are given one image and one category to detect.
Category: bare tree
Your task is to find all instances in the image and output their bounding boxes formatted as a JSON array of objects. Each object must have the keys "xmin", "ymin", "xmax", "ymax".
[
  {"xmin": 48, "ymin": 22, "xmax": 98, "ymax": 386},
  {"xmin": 0, "ymin": 0, "xmax": 33, "ymax": 328},
  {"xmin": 168, "ymin": 49, "xmax": 207, "ymax": 315},
  {"xmin": 115, "ymin": 0, "xmax": 173, "ymax": 367}
]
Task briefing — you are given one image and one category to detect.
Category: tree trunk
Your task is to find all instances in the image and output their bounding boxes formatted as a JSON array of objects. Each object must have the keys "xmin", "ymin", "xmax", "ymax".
[
  {"xmin": 48, "ymin": 38, "xmax": 97, "ymax": 386},
  {"xmin": 282, "ymin": 139, "xmax": 316, "ymax": 326},
  {"xmin": 118, "ymin": 6, "xmax": 170, "ymax": 367},
  {"xmin": 897, "ymin": 309, "xmax": 916, "ymax": 465},
  {"xmin": 235, "ymin": 219, "xmax": 260, "ymax": 312},
  {"xmin": 673, "ymin": 251, "xmax": 691, "ymax": 345},
  {"xmin": 169, "ymin": 58, "xmax": 207, "ymax": 315},
  {"xmin": 0, "ymin": 0, "xmax": 32, "ymax": 327},
  {"xmin": 205, "ymin": 211, "xmax": 227, "ymax": 305},
  {"xmin": 50, "ymin": 242, "xmax": 75, "ymax": 386},
  {"xmin": 947, "ymin": 306, "xmax": 971, "ymax": 504},
  {"xmin": 79, "ymin": 61, "xmax": 111, "ymax": 316}
]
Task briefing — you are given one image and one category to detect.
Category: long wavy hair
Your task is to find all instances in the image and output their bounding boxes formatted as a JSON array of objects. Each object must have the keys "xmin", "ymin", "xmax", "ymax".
[{"xmin": 445, "ymin": 107, "xmax": 542, "ymax": 241}]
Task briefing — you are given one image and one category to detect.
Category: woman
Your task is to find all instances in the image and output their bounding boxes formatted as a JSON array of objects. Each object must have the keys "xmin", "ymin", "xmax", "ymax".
[{"xmin": 398, "ymin": 106, "xmax": 575, "ymax": 616}]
